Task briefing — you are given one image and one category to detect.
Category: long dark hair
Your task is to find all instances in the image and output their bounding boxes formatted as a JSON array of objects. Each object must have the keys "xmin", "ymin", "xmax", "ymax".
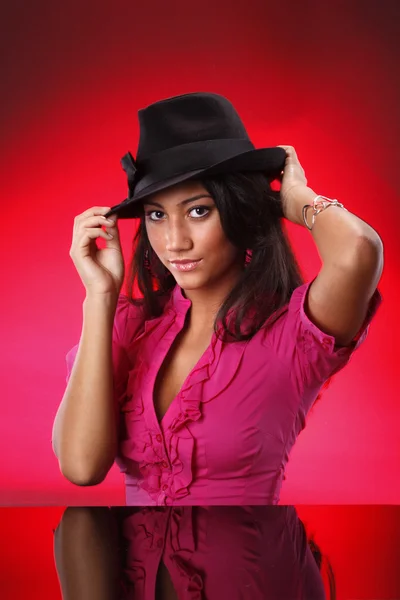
[{"xmin": 126, "ymin": 170, "xmax": 305, "ymax": 342}]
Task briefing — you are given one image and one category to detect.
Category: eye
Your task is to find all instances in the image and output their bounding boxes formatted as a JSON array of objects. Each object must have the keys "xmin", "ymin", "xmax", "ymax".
[
  {"xmin": 189, "ymin": 206, "xmax": 210, "ymax": 218},
  {"xmin": 145, "ymin": 210, "xmax": 165, "ymax": 221},
  {"xmin": 145, "ymin": 206, "xmax": 211, "ymax": 222}
]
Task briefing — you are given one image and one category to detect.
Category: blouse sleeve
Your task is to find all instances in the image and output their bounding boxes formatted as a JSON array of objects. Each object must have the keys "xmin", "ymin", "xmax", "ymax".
[
  {"xmin": 65, "ymin": 294, "xmax": 146, "ymax": 412},
  {"xmin": 263, "ymin": 277, "xmax": 383, "ymax": 393}
]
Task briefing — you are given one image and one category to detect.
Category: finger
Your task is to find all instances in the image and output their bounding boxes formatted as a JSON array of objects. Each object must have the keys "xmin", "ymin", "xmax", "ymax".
[
  {"xmin": 78, "ymin": 227, "xmax": 113, "ymax": 243},
  {"xmin": 71, "ymin": 230, "xmax": 120, "ymax": 262},
  {"xmin": 80, "ymin": 215, "xmax": 118, "ymax": 230},
  {"xmin": 278, "ymin": 145, "xmax": 300, "ymax": 164},
  {"xmin": 101, "ymin": 222, "xmax": 121, "ymax": 249},
  {"xmin": 75, "ymin": 207, "xmax": 112, "ymax": 222},
  {"xmin": 279, "ymin": 149, "xmax": 303, "ymax": 175},
  {"xmin": 74, "ymin": 215, "xmax": 119, "ymax": 244},
  {"xmin": 83, "ymin": 206, "xmax": 112, "ymax": 216}
]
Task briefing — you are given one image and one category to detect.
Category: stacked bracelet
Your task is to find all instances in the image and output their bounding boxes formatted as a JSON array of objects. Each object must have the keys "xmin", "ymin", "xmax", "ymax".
[{"xmin": 302, "ymin": 195, "xmax": 348, "ymax": 231}]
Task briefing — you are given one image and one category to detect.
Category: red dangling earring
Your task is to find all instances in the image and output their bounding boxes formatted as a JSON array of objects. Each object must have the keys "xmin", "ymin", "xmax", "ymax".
[
  {"xmin": 244, "ymin": 249, "xmax": 252, "ymax": 267},
  {"xmin": 144, "ymin": 249, "xmax": 152, "ymax": 272}
]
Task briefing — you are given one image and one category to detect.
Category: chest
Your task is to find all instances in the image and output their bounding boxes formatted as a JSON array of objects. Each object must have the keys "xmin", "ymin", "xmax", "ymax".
[{"xmin": 153, "ymin": 330, "xmax": 212, "ymax": 422}]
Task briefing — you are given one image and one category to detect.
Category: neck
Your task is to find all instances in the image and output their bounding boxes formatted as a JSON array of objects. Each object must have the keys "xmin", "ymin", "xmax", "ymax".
[{"xmin": 181, "ymin": 265, "xmax": 243, "ymax": 335}]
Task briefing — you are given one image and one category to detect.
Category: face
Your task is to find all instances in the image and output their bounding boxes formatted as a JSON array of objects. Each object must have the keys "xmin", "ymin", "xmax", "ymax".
[{"xmin": 143, "ymin": 180, "xmax": 243, "ymax": 291}]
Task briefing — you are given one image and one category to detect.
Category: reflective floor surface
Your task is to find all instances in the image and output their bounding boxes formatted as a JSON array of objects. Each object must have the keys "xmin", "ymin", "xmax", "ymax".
[{"xmin": 0, "ymin": 505, "xmax": 399, "ymax": 599}]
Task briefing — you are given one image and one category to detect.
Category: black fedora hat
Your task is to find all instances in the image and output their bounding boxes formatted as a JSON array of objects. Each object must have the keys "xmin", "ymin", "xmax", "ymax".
[{"xmin": 104, "ymin": 92, "xmax": 286, "ymax": 219}]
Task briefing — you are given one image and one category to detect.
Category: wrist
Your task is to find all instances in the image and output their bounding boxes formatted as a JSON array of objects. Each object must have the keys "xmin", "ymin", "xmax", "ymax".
[
  {"xmin": 289, "ymin": 186, "xmax": 317, "ymax": 227},
  {"xmin": 84, "ymin": 292, "xmax": 119, "ymax": 312}
]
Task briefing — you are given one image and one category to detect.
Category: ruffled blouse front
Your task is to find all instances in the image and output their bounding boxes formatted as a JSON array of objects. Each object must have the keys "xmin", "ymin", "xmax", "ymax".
[
  {"xmin": 113, "ymin": 287, "xmax": 249, "ymax": 506},
  {"xmin": 65, "ymin": 280, "xmax": 382, "ymax": 506}
]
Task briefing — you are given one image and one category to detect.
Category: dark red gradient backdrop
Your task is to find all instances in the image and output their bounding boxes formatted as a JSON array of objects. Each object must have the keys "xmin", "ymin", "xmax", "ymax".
[{"xmin": 0, "ymin": 0, "xmax": 398, "ymax": 504}]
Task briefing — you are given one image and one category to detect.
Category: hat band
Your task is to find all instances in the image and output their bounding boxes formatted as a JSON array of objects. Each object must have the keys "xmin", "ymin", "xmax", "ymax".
[{"xmin": 134, "ymin": 138, "xmax": 254, "ymax": 195}]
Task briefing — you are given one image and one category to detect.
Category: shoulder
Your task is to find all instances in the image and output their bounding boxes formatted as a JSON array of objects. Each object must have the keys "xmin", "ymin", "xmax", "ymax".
[
  {"xmin": 258, "ymin": 278, "xmax": 381, "ymax": 384},
  {"xmin": 264, "ymin": 278, "xmax": 382, "ymax": 349},
  {"xmin": 277, "ymin": 278, "xmax": 381, "ymax": 349},
  {"xmin": 256, "ymin": 282, "xmax": 307, "ymax": 340},
  {"xmin": 112, "ymin": 294, "xmax": 147, "ymax": 350},
  {"xmin": 115, "ymin": 293, "xmax": 145, "ymax": 321},
  {"xmin": 114, "ymin": 291, "xmax": 172, "ymax": 346}
]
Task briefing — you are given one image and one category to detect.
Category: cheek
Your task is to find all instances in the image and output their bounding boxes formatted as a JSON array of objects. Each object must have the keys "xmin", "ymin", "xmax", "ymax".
[
  {"xmin": 145, "ymin": 226, "xmax": 163, "ymax": 254},
  {"xmin": 199, "ymin": 225, "xmax": 239, "ymax": 263},
  {"xmin": 195, "ymin": 219, "xmax": 230, "ymax": 251}
]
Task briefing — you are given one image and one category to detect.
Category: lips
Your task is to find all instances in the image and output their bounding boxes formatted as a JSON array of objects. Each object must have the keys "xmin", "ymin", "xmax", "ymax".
[
  {"xmin": 169, "ymin": 259, "xmax": 202, "ymax": 272},
  {"xmin": 169, "ymin": 260, "xmax": 200, "ymax": 264}
]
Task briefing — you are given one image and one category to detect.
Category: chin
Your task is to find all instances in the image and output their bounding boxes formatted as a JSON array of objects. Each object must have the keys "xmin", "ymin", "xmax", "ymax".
[
  {"xmin": 170, "ymin": 271, "xmax": 211, "ymax": 290},
  {"xmin": 173, "ymin": 276, "xmax": 205, "ymax": 289}
]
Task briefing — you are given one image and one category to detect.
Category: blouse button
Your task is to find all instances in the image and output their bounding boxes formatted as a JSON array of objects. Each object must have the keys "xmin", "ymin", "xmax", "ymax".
[
  {"xmin": 156, "ymin": 434, "xmax": 162, "ymax": 443},
  {"xmin": 162, "ymin": 484, "xmax": 168, "ymax": 491},
  {"xmin": 161, "ymin": 461, "xmax": 168, "ymax": 469}
]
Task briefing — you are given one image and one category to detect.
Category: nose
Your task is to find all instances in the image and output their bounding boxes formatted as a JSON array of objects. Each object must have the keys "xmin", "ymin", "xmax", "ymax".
[{"xmin": 164, "ymin": 217, "xmax": 193, "ymax": 253}]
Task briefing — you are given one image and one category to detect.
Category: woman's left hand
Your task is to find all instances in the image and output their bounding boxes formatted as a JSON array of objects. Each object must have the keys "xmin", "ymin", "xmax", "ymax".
[{"xmin": 275, "ymin": 145, "xmax": 310, "ymax": 225}]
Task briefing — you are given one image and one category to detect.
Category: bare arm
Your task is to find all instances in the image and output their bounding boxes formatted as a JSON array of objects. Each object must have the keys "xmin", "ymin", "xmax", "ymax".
[
  {"xmin": 52, "ymin": 292, "xmax": 119, "ymax": 485},
  {"xmin": 276, "ymin": 146, "xmax": 383, "ymax": 347},
  {"xmin": 287, "ymin": 184, "xmax": 383, "ymax": 346}
]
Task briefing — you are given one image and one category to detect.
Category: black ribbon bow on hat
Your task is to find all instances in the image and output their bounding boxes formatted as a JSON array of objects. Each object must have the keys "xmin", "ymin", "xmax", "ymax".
[{"xmin": 121, "ymin": 152, "xmax": 139, "ymax": 198}]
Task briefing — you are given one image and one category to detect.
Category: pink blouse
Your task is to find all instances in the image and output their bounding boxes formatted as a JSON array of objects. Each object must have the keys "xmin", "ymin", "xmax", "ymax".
[{"xmin": 65, "ymin": 279, "xmax": 382, "ymax": 506}]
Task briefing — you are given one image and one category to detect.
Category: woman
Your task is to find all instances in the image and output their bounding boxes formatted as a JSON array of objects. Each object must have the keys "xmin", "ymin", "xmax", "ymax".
[{"xmin": 52, "ymin": 92, "xmax": 383, "ymax": 505}]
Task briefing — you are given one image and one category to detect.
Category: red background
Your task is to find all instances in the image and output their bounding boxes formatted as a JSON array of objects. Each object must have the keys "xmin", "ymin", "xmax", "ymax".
[{"xmin": 0, "ymin": 0, "xmax": 398, "ymax": 504}]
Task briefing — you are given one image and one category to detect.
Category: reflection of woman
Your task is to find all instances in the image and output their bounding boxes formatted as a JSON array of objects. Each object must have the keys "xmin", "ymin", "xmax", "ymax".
[
  {"xmin": 54, "ymin": 506, "xmax": 331, "ymax": 599},
  {"xmin": 52, "ymin": 92, "xmax": 383, "ymax": 505}
]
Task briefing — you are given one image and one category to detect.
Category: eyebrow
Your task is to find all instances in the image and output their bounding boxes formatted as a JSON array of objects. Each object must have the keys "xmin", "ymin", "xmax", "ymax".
[{"xmin": 143, "ymin": 194, "xmax": 213, "ymax": 209}]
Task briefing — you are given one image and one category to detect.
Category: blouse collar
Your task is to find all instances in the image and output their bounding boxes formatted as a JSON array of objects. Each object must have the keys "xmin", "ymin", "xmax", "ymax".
[{"xmin": 169, "ymin": 284, "xmax": 192, "ymax": 314}]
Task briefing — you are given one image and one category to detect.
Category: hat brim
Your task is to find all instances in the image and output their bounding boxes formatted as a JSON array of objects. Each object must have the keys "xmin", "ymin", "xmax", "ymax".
[{"xmin": 105, "ymin": 146, "xmax": 286, "ymax": 219}]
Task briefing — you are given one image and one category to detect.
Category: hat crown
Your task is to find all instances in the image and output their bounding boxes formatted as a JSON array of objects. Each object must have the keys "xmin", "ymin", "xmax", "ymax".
[
  {"xmin": 136, "ymin": 92, "xmax": 250, "ymax": 161},
  {"xmin": 105, "ymin": 91, "xmax": 285, "ymax": 219}
]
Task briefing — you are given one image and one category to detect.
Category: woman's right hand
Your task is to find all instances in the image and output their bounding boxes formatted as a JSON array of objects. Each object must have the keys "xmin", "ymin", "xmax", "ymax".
[{"xmin": 69, "ymin": 206, "xmax": 125, "ymax": 297}]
